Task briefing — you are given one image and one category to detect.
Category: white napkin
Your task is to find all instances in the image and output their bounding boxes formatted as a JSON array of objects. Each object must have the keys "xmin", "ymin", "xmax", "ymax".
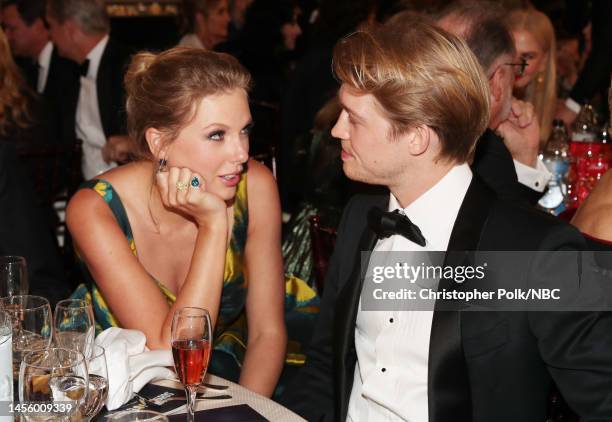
[{"xmin": 95, "ymin": 327, "xmax": 175, "ymax": 410}]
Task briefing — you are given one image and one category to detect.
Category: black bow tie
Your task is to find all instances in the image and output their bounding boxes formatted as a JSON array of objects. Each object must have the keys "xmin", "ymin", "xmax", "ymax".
[
  {"xmin": 368, "ymin": 207, "xmax": 427, "ymax": 247},
  {"xmin": 79, "ymin": 59, "xmax": 90, "ymax": 77}
]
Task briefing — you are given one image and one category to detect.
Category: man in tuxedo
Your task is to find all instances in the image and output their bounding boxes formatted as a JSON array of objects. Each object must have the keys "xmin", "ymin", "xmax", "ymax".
[
  {"xmin": 46, "ymin": 0, "xmax": 133, "ymax": 180},
  {"xmin": 2, "ymin": 0, "xmax": 75, "ymax": 99},
  {"xmin": 280, "ymin": 14, "xmax": 612, "ymax": 422},
  {"xmin": 435, "ymin": 2, "xmax": 550, "ymax": 206}
]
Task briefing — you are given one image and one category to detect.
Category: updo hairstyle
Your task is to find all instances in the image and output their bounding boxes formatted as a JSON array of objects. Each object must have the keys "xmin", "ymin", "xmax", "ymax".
[{"xmin": 124, "ymin": 47, "xmax": 251, "ymax": 160}]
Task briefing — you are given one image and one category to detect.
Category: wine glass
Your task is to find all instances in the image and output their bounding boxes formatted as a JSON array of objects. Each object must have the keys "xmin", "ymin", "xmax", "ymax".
[
  {"xmin": 82, "ymin": 345, "xmax": 109, "ymax": 421},
  {"xmin": 102, "ymin": 410, "xmax": 169, "ymax": 421},
  {"xmin": 0, "ymin": 255, "xmax": 28, "ymax": 297},
  {"xmin": 1, "ymin": 295, "xmax": 53, "ymax": 391},
  {"xmin": 20, "ymin": 347, "xmax": 89, "ymax": 421},
  {"xmin": 171, "ymin": 307, "xmax": 212, "ymax": 422},
  {"xmin": 54, "ymin": 299, "xmax": 94, "ymax": 356}
]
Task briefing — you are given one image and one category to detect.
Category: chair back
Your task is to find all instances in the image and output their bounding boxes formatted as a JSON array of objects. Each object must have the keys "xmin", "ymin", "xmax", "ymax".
[{"xmin": 309, "ymin": 215, "xmax": 337, "ymax": 294}]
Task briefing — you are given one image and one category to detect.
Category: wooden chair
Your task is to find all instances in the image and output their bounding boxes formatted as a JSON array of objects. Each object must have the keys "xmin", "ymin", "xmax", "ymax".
[{"xmin": 309, "ymin": 215, "xmax": 337, "ymax": 294}]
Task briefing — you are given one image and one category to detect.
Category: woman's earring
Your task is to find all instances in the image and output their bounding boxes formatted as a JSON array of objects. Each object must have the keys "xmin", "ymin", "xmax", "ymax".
[{"xmin": 157, "ymin": 158, "xmax": 167, "ymax": 173}]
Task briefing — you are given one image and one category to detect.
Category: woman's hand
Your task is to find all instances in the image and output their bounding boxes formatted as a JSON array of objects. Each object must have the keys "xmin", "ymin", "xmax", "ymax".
[{"xmin": 156, "ymin": 166, "xmax": 227, "ymax": 227}]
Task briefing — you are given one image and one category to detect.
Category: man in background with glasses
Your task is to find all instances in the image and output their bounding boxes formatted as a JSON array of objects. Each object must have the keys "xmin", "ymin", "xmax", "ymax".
[{"xmin": 436, "ymin": 1, "xmax": 551, "ymax": 206}]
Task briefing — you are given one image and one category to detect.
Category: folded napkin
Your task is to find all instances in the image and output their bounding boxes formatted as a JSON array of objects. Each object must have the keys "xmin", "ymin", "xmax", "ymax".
[{"xmin": 95, "ymin": 327, "xmax": 175, "ymax": 410}]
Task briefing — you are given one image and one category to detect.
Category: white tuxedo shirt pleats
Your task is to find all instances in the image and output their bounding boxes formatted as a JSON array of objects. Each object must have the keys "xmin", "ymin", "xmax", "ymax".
[
  {"xmin": 37, "ymin": 41, "xmax": 53, "ymax": 94},
  {"xmin": 347, "ymin": 163, "xmax": 473, "ymax": 422}
]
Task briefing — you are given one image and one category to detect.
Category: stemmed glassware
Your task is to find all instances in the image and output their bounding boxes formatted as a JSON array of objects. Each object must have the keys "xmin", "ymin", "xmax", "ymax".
[
  {"xmin": 171, "ymin": 307, "xmax": 212, "ymax": 422},
  {"xmin": 0, "ymin": 256, "xmax": 28, "ymax": 297},
  {"xmin": 1, "ymin": 295, "xmax": 53, "ymax": 388},
  {"xmin": 102, "ymin": 410, "xmax": 169, "ymax": 421},
  {"xmin": 19, "ymin": 347, "xmax": 89, "ymax": 421},
  {"xmin": 54, "ymin": 299, "xmax": 94, "ymax": 356},
  {"xmin": 82, "ymin": 344, "xmax": 109, "ymax": 421}
]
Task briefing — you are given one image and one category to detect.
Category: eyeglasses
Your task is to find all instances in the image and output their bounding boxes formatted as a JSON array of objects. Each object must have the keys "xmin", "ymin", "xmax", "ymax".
[{"xmin": 489, "ymin": 58, "xmax": 528, "ymax": 79}]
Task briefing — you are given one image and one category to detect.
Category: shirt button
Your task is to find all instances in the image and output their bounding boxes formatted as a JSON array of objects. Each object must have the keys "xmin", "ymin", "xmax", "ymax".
[
  {"xmin": 389, "ymin": 318, "xmax": 394, "ymax": 323},
  {"xmin": 535, "ymin": 181, "xmax": 540, "ymax": 187},
  {"xmin": 381, "ymin": 368, "xmax": 386, "ymax": 373}
]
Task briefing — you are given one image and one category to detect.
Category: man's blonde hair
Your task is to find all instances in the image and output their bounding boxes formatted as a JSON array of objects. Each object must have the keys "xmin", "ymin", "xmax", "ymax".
[{"xmin": 332, "ymin": 13, "xmax": 490, "ymax": 163}]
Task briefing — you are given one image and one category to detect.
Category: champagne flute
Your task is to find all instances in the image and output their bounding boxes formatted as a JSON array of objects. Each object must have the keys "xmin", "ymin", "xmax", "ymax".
[
  {"xmin": 54, "ymin": 299, "xmax": 94, "ymax": 356},
  {"xmin": 1, "ymin": 295, "xmax": 53, "ymax": 394},
  {"xmin": 82, "ymin": 345, "xmax": 109, "ymax": 421},
  {"xmin": 0, "ymin": 256, "xmax": 28, "ymax": 297},
  {"xmin": 171, "ymin": 307, "xmax": 212, "ymax": 422},
  {"xmin": 20, "ymin": 347, "xmax": 88, "ymax": 421}
]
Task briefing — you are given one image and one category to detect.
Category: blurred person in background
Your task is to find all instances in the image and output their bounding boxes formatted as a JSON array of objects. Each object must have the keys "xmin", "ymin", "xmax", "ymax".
[
  {"xmin": 46, "ymin": 0, "xmax": 134, "ymax": 180},
  {"xmin": 179, "ymin": 0, "xmax": 231, "ymax": 50},
  {"xmin": 555, "ymin": 0, "xmax": 612, "ymax": 126},
  {"xmin": 436, "ymin": 0, "xmax": 551, "ymax": 206},
  {"xmin": 231, "ymin": 0, "xmax": 302, "ymax": 104},
  {"xmin": 227, "ymin": 0, "xmax": 253, "ymax": 40},
  {"xmin": 507, "ymin": 6, "xmax": 557, "ymax": 146}
]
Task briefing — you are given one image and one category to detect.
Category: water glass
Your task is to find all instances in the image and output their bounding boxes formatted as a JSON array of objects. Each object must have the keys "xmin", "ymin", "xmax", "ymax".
[
  {"xmin": 0, "ymin": 311, "xmax": 13, "ymax": 402},
  {"xmin": 54, "ymin": 299, "xmax": 94, "ymax": 356},
  {"xmin": 0, "ymin": 256, "xmax": 28, "ymax": 297},
  {"xmin": 0, "ymin": 295, "xmax": 52, "ymax": 381},
  {"xmin": 19, "ymin": 347, "xmax": 89, "ymax": 421},
  {"xmin": 82, "ymin": 345, "xmax": 109, "ymax": 421}
]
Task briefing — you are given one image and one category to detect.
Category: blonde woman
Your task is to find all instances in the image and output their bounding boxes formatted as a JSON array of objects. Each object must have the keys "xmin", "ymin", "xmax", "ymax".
[
  {"xmin": 507, "ymin": 7, "xmax": 557, "ymax": 146},
  {"xmin": 0, "ymin": 26, "xmax": 35, "ymax": 140}
]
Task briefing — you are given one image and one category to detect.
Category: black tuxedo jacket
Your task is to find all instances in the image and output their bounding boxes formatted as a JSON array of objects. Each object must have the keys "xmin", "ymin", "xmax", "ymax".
[
  {"xmin": 60, "ymin": 37, "xmax": 133, "ymax": 145},
  {"xmin": 280, "ymin": 176, "xmax": 612, "ymax": 422},
  {"xmin": 472, "ymin": 128, "xmax": 543, "ymax": 206},
  {"xmin": 0, "ymin": 141, "xmax": 71, "ymax": 306}
]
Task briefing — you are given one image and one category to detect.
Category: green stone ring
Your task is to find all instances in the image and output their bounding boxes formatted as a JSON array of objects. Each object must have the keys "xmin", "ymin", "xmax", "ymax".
[{"xmin": 191, "ymin": 176, "xmax": 200, "ymax": 188}]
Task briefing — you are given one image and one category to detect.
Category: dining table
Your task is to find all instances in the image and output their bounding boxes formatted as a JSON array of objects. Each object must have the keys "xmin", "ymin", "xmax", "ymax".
[{"xmin": 99, "ymin": 373, "xmax": 306, "ymax": 421}]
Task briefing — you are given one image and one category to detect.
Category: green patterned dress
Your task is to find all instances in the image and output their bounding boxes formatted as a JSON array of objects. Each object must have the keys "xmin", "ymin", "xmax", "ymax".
[{"xmin": 71, "ymin": 174, "xmax": 319, "ymax": 387}]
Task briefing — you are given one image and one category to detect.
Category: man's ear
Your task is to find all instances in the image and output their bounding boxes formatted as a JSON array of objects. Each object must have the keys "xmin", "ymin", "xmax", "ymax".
[
  {"xmin": 489, "ymin": 67, "xmax": 503, "ymax": 105},
  {"xmin": 404, "ymin": 125, "xmax": 430, "ymax": 157},
  {"xmin": 145, "ymin": 128, "xmax": 167, "ymax": 159}
]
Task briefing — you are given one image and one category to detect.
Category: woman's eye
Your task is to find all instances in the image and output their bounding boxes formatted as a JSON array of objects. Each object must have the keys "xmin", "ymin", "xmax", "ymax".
[
  {"xmin": 208, "ymin": 131, "xmax": 225, "ymax": 141},
  {"xmin": 241, "ymin": 123, "xmax": 254, "ymax": 135}
]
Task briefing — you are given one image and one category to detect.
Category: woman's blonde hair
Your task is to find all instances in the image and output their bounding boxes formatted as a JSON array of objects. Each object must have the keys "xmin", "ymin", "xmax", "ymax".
[
  {"xmin": 507, "ymin": 7, "xmax": 557, "ymax": 145},
  {"xmin": 124, "ymin": 47, "xmax": 250, "ymax": 160},
  {"xmin": 333, "ymin": 13, "xmax": 490, "ymax": 163},
  {"xmin": 0, "ymin": 27, "xmax": 34, "ymax": 136}
]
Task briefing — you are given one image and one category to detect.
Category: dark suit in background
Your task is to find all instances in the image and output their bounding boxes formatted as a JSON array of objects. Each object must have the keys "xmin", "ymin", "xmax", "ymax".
[
  {"xmin": 473, "ymin": 129, "xmax": 544, "ymax": 206},
  {"xmin": 0, "ymin": 140, "xmax": 71, "ymax": 307},
  {"xmin": 280, "ymin": 176, "xmax": 612, "ymax": 421}
]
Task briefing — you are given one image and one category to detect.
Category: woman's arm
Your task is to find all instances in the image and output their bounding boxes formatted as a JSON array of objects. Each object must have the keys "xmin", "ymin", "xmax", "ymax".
[
  {"xmin": 66, "ymin": 168, "xmax": 228, "ymax": 350},
  {"xmin": 239, "ymin": 160, "xmax": 287, "ymax": 397}
]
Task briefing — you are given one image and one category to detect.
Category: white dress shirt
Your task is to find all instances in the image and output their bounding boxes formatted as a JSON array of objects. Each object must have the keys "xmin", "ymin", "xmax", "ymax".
[
  {"xmin": 347, "ymin": 163, "xmax": 473, "ymax": 422},
  {"xmin": 76, "ymin": 35, "xmax": 117, "ymax": 180},
  {"xmin": 36, "ymin": 41, "xmax": 53, "ymax": 94},
  {"xmin": 514, "ymin": 157, "xmax": 551, "ymax": 193}
]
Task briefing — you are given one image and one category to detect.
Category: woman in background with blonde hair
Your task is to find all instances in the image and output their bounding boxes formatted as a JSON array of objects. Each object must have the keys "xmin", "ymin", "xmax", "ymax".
[
  {"xmin": 0, "ymin": 26, "xmax": 35, "ymax": 140},
  {"xmin": 507, "ymin": 7, "xmax": 557, "ymax": 146}
]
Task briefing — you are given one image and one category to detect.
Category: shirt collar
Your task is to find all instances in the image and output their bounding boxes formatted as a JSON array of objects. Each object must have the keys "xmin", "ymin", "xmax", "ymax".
[
  {"xmin": 38, "ymin": 41, "xmax": 53, "ymax": 70},
  {"xmin": 388, "ymin": 163, "xmax": 473, "ymax": 250},
  {"xmin": 84, "ymin": 34, "xmax": 109, "ymax": 80}
]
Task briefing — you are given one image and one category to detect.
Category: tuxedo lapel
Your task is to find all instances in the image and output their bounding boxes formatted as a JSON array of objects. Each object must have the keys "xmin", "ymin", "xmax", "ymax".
[
  {"xmin": 334, "ymin": 195, "xmax": 386, "ymax": 422},
  {"xmin": 428, "ymin": 176, "xmax": 496, "ymax": 422},
  {"xmin": 96, "ymin": 40, "xmax": 113, "ymax": 139}
]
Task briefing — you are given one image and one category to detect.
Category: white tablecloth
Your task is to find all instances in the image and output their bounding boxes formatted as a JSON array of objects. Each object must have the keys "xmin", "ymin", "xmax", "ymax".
[{"xmin": 154, "ymin": 374, "xmax": 306, "ymax": 422}]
